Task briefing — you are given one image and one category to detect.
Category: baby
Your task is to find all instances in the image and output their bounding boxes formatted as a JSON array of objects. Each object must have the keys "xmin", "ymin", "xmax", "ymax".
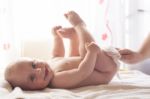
[{"xmin": 5, "ymin": 11, "xmax": 120, "ymax": 90}]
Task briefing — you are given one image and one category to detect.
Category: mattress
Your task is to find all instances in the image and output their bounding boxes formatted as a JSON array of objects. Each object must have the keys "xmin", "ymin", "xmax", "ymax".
[{"xmin": 1, "ymin": 69, "xmax": 150, "ymax": 99}]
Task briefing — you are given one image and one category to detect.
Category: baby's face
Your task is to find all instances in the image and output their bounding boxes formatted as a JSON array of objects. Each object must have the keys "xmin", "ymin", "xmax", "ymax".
[{"xmin": 10, "ymin": 58, "xmax": 53, "ymax": 90}]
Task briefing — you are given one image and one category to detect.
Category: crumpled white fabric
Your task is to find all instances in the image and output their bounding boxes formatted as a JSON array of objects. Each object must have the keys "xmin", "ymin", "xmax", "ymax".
[
  {"xmin": 104, "ymin": 46, "xmax": 121, "ymax": 79},
  {"xmin": 2, "ymin": 70, "xmax": 150, "ymax": 99},
  {"xmin": 104, "ymin": 46, "xmax": 121, "ymax": 67}
]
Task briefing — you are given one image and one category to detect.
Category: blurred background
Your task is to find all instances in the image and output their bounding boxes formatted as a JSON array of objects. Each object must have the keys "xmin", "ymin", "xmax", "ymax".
[{"xmin": 0, "ymin": 0, "xmax": 150, "ymax": 74}]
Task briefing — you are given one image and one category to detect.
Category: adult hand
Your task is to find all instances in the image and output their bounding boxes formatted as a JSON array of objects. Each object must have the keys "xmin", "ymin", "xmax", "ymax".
[{"xmin": 118, "ymin": 49, "xmax": 144, "ymax": 64}]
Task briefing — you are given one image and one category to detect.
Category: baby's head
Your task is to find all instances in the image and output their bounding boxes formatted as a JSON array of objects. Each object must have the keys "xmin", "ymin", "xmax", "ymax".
[{"xmin": 5, "ymin": 58, "xmax": 54, "ymax": 90}]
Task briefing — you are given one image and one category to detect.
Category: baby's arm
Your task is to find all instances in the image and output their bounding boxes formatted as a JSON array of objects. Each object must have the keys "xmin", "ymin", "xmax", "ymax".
[
  {"xmin": 51, "ymin": 26, "xmax": 65, "ymax": 58},
  {"xmin": 51, "ymin": 42, "xmax": 99, "ymax": 88}
]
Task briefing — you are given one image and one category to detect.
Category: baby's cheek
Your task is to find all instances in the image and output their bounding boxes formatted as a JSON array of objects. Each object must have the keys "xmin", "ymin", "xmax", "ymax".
[{"xmin": 35, "ymin": 80, "xmax": 45, "ymax": 87}]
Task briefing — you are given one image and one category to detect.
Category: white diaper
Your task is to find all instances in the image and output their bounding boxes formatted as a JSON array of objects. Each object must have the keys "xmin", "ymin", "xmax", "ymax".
[
  {"xmin": 103, "ymin": 46, "xmax": 121, "ymax": 67},
  {"xmin": 104, "ymin": 46, "xmax": 121, "ymax": 79}
]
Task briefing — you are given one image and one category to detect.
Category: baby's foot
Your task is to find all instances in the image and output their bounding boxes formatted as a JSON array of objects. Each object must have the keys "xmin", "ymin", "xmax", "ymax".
[
  {"xmin": 57, "ymin": 27, "xmax": 77, "ymax": 39},
  {"xmin": 51, "ymin": 26, "xmax": 62, "ymax": 37},
  {"xmin": 64, "ymin": 11, "xmax": 85, "ymax": 27}
]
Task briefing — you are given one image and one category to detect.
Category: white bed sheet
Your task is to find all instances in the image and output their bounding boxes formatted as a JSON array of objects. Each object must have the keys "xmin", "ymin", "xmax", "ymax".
[{"xmin": 1, "ymin": 70, "xmax": 150, "ymax": 99}]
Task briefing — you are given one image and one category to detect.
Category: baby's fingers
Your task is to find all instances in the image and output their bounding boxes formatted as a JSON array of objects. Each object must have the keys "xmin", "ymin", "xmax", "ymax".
[{"xmin": 85, "ymin": 42, "xmax": 90, "ymax": 49}]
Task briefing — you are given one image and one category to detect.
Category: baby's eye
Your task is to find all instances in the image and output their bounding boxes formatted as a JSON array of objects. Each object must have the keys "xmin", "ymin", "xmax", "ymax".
[
  {"xmin": 32, "ymin": 62, "xmax": 36, "ymax": 68},
  {"xmin": 30, "ymin": 75, "xmax": 35, "ymax": 82}
]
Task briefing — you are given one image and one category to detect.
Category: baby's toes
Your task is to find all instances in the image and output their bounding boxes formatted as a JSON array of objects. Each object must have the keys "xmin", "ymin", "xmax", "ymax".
[
  {"xmin": 55, "ymin": 26, "xmax": 62, "ymax": 30},
  {"xmin": 52, "ymin": 26, "xmax": 61, "ymax": 32}
]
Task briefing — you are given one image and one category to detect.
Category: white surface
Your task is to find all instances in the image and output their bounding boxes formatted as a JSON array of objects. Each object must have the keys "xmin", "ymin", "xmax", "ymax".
[{"xmin": 1, "ymin": 70, "xmax": 150, "ymax": 99}]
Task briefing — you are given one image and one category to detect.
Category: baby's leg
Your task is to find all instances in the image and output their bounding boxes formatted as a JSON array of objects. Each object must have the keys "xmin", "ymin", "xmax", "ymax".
[
  {"xmin": 51, "ymin": 26, "xmax": 65, "ymax": 57},
  {"xmin": 65, "ymin": 11, "xmax": 95, "ymax": 57},
  {"xmin": 57, "ymin": 27, "xmax": 79, "ymax": 56},
  {"xmin": 64, "ymin": 11, "xmax": 117, "ymax": 87},
  {"xmin": 76, "ymin": 69, "xmax": 117, "ymax": 87}
]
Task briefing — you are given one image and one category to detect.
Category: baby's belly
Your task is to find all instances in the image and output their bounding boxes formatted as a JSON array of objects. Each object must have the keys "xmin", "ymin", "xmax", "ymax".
[{"xmin": 94, "ymin": 50, "xmax": 117, "ymax": 72}]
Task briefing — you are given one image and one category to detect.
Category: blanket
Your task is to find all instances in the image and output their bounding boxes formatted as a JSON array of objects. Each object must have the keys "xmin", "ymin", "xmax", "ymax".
[{"xmin": 1, "ymin": 70, "xmax": 150, "ymax": 99}]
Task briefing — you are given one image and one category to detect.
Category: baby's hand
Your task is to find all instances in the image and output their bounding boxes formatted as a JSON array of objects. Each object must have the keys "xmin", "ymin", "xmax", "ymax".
[
  {"xmin": 64, "ymin": 11, "xmax": 85, "ymax": 27},
  {"xmin": 51, "ymin": 26, "xmax": 62, "ymax": 37},
  {"xmin": 85, "ymin": 42, "xmax": 100, "ymax": 53}
]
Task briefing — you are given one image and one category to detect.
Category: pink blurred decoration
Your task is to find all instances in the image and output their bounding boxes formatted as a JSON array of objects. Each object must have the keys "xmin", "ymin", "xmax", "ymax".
[
  {"xmin": 99, "ymin": 0, "xmax": 113, "ymax": 43},
  {"xmin": 99, "ymin": 0, "xmax": 104, "ymax": 5},
  {"xmin": 106, "ymin": 20, "xmax": 112, "ymax": 34},
  {"xmin": 101, "ymin": 33, "xmax": 108, "ymax": 40}
]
